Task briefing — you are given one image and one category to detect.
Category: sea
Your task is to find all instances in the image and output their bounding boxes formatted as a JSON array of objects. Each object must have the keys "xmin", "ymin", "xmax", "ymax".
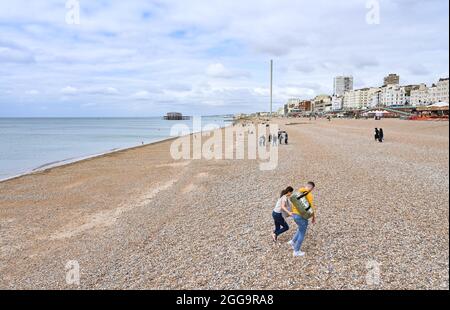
[{"xmin": 0, "ymin": 116, "xmax": 232, "ymax": 181}]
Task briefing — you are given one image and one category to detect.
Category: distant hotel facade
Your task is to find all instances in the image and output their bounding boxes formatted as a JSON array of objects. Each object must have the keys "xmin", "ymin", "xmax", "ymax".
[
  {"xmin": 341, "ymin": 76, "xmax": 448, "ymax": 110},
  {"xmin": 283, "ymin": 74, "xmax": 449, "ymax": 115},
  {"xmin": 333, "ymin": 76, "xmax": 354, "ymax": 96},
  {"xmin": 410, "ymin": 78, "xmax": 449, "ymax": 106},
  {"xmin": 285, "ymin": 98, "xmax": 312, "ymax": 114},
  {"xmin": 343, "ymin": 87, "xmax": 380, "ymax": 110}
]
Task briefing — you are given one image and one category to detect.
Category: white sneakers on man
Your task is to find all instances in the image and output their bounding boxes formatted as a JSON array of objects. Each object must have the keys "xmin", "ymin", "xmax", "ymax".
[
  {"xmin": 293, "ymin": 251, "xmax": 305, "ymax": 257},
  {"xmin": 288, "ymin": 240, "xmax": 305, "ymax": 257},
  {"xmin": 287, "ymin": 240, "xmax": 294, "ymax": 249}
]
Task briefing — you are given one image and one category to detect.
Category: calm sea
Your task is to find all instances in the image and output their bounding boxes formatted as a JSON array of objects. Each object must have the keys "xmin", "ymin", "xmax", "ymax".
[{"xmin": 0, "ymin": 116, "xmax": 232, "ymax": 180}]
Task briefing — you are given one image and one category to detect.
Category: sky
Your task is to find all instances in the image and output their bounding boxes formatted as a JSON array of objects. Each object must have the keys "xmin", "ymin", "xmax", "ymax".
[{"xmin": 0, "ymin": 0, "xmax": 448, "ymax": 117}]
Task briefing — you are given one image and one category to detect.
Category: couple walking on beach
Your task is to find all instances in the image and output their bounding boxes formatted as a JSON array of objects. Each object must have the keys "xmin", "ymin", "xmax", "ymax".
[
  {"xmin": 271, "ymin": 182, "xmax": 316, "ymax": 257},
  {"xmin": 259, "ymin": 134, "xmax": 278, "ymax": 147},
  {"xmin": 278, "ymin": 130, "xmax": 288, "ymax": 145},
  {"xmin": 374, "ymin": 128, "xmax": 384, "ymax": 143}
]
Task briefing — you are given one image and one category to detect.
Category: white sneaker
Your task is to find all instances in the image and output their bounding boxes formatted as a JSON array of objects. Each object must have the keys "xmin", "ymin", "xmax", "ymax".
[
  {"xmin": 293, "ymin": 251, "xmax": 305, "ymax": 257},
  {"xmin": 287, "ymin": 240, "xmax": 294, "ymax": 249}
]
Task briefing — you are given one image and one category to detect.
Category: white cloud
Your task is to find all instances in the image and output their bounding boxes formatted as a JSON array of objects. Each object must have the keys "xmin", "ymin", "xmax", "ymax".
[
  {"xmin": 85, "ymin": 87, "xmax": 119, "ymax": 95},
  {"xmin": 60, "ymin": 86, "xmax": 120, "ymax": 96},
  {"xmin": 206, "ymin": 63, "xmax": 229, "ymax": 78},
  {"xmin": 25, "ymin": 90, "xmax": 40, "ymax": 95},
  {"xmin": 409, "ymin": 64, "xmax": 431, "ymax": 76},
  {"xmin": 294, "ymin": 63, "xmax": 315, "ymax": 74},
  {"xmin": 0, "ymin": 46, "xmax": 35, "ymax": 64},
  {"xmin": 131, "ymin": 90, "xmax": 151, "ymax": 100},
  {"xmin": 206, "ymin": 63, "xmax": 250, "ymax": 79},
  {"xmin": 353, "ymin": 56, "xmax": 380, "ymax": 69},
  {"xmin": 0, "ymin": 0, "xmax": 448, "ymax": 116},
  {"xmin": 60, "ymin": 86, "xmax": 78, "ymax": 95}
]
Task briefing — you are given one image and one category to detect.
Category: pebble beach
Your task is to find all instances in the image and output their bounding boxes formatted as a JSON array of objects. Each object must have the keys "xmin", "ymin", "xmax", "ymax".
[{"xmin": 0, "ymin": 118, "xmax": 448, "ymax": 289}]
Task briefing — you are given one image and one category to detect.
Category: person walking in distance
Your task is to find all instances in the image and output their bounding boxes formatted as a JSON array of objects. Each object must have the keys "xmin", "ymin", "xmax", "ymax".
[
  {"xmin": 378, "ymin": 128, "xmax": 384, "ymax": 143},
  {"xmin": 259, "ymin": 135, "xmax": 266, "ymax": 147},
  {"xmin": 374, "ymin": 128, "xmax": 379, "ymax": 141},
  {"xmin": 272, "ymin": 133, "xmax": 278, "ymax": 146}
]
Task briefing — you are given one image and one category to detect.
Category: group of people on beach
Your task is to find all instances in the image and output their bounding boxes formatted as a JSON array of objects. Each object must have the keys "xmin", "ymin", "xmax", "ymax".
[
  {"xmin": 374, "ymin": 128, "xmax": 384, "ymax": 143},
  {"xmin": 259, "ymin": 130, "xmax": 289, "ymax": 147},
  {"xmin": 271, "ymin": 182, "xmax": 316, "ymax": 257}
]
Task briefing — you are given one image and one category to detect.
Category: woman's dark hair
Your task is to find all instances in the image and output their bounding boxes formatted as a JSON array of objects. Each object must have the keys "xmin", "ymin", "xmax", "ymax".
[
  {"xmin": 307, "ymin": 181, "xmax": 316, "ymax": 188},
  {"xmin": 280, "ymin": 186, "xmax": 294, "ymax": 198}
]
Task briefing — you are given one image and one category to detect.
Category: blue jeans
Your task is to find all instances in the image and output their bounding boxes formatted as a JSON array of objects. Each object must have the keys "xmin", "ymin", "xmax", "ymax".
[
  {"xmin": 292, "ymin": 214, "xmax": 309, "ymax": 252},
  {"xmin": 272, "ymin": 211, "xmax": 289, "ymax": 237}
]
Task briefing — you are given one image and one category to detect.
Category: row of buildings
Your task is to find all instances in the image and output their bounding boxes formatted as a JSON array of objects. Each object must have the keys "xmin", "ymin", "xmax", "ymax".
[{"xmin": 284, "ymin": 74, "xmax": 449, "ymax": 115}]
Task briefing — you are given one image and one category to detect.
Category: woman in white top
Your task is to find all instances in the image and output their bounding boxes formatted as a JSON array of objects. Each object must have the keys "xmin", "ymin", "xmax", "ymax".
[{"xmin": 272, "ymin": 186, "xmax": 294, "ymax": 242}]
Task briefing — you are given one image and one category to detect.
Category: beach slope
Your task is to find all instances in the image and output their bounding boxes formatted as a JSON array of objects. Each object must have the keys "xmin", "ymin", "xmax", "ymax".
[{"xmin": 0, "ymin": 119, "xmax": 448, "ymax": 289}]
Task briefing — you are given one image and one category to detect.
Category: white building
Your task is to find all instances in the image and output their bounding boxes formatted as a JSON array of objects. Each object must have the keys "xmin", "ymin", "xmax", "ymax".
[
  {"xmin": 362, "ymin": 87, "xmax": 380, "ymax": 108},
  {"xmin": 343, "ymin": 87, "xmax": 380, "ymax": 110},
  {"xmin": 331, "ymin": 96, "xmax": 343, "ymax": 111},
  {"xmin": 379, "ymin": 85, "xmax": 408, "ymax": 107},
  {"xmin": 370, "ymin": 89, "xmax": 382, "ymax": 107},
  {"xmin": 410, "ymin": 78, "xmax": 449, "ymax": 106},
  {"xmin": 285, "ymin": 98, "xmax": 301, "ymax": 114},
  {"xmin": 333, "ymin": 76, "xmax": 353, "ymax": 97},
  {"xmin": 432, "ymin": 78, "xmax": 449, "ymax": 103},
  {"xmin": 313, "ymin": 95, "xmax": 332, "ymax": 112},
  {"xmin": 343, "ymin": 89, "xmax": 360, "ymax": 110},
  {"xmin": 410, "ymin": 84, "xmax": 431, "ymax": 106}
]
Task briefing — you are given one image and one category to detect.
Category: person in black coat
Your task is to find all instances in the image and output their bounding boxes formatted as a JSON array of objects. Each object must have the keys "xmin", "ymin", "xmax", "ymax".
[
  {"xmin": 378, "ymin": 128, "xmax": 384, "ymax": 142},
  {"xmin": 374, "ymin": 128, "xmax": 379, "ymax": 141}
]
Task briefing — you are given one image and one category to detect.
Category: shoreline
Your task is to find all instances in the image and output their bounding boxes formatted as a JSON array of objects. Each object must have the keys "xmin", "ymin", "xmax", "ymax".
[
  {"xmin": 0, "ymin": 137, "xmax": 176, "ymax": 184},
  {"xmin": 0, "ymin": 123, "xmax": 232, "ymax": 184},
  {"xmin": 1, "ymin": 117, "xmax": 446, "ymax": 183}
]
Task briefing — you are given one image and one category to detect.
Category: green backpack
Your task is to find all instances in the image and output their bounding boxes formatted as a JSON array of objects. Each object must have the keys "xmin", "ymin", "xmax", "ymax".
[{"xmin": 290, "ymin": 191, "xmax": 314, "ymax": 220}]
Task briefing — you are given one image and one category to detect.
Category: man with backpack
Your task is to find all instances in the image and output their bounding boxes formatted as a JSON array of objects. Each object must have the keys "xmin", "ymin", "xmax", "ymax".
[{"xmin": 288, "ymin": 182, "xmax": 316, "ymax": 257}]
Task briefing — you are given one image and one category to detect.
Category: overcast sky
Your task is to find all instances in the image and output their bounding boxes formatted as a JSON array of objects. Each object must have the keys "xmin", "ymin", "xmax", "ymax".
[{"xmin": 0, "ymin": 0, "xmax": 448, "ymax": 117}]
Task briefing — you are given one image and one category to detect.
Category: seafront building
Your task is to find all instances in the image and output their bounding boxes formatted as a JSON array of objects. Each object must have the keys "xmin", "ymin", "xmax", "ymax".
[
  {"xmin": 383, "ymin": 73, "xmax": 400, "ymax": 86},
  {"xmin": 284, "ymin": 75, "xmax": 448, "ymax": 114},
  {"xmin": 333, "ymin": 76, "xmax": 354, "ymax": 96},
  {"xmin": 410, "ymin": 84, "xmax": 431, "ymax": 106},
  {"xmin": 431, "ymin": 78, "xmax": 450, "ymax": 103},
  {"xmin": 285, "ymin": 98, "xmax": 312, "ymax": 115},
  {"xmin": 378, "ymin": 84, "xmax": 408, "ymax": 106},
  {"xmin": 342, "ymin": 87, "xmax": 380, "ymax": 110},
  {"xmin": 331, "ymin": 95, "xmax": 344, "ymax": 111},
  {"xmin": 313, "ymin": 95, "xmax": 332, "ymax": 112},
  {"xmin": 410, "ymin": 78, "xmax": 449, "ymax": 106},
  {"xmin": 343, "ymin": 89, "xmax": 361, "ymax": 109},
  {"xmin": 285, "ymin": 99, "xmax": 301, "ymax": 115}
]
